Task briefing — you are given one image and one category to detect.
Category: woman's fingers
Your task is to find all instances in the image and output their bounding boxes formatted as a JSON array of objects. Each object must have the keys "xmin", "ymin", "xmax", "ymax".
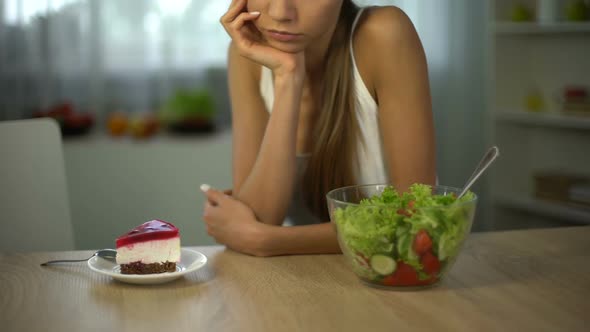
[
  {"xmin": 203, "ymin": 200, "xmax": 216, "ymax": 222},
  {"xmin": 221, "ymin": 0, "xmax": 259, "ymax": 37},
  {"xmin": 226, "ymin": 12, "xmax": 261, "ymax": 50},
  {"xmin": 219, "ymin": 0, "xmax": 260, "ymax": 47},
  {"xmin": 200, "ymin": 184, "xmax": 229, "ymax": 206},
  {"xmin": 202, "ymin": 202, "xmax": 224, "ymax": 244},
  {"xmin": 229, "ymin": 11, "xmax": 260, "ymax": 31}
]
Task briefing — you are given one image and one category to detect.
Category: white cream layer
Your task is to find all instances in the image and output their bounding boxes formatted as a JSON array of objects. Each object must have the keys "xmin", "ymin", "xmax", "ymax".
[{"xmin": 116, "ymin": 237, "xmax": 180, "ymax": 265}]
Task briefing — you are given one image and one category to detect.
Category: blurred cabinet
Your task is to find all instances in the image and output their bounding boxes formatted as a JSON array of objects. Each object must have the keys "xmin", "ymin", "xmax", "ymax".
[{"xmin": 487, "ymin": 0, "xmax": 590, "ymax": 229}]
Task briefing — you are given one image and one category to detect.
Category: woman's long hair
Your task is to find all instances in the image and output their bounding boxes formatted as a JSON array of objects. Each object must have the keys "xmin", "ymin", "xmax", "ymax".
[{"xmin": 302, "ymin": 0, "xmax": 361, "ymax": 221}]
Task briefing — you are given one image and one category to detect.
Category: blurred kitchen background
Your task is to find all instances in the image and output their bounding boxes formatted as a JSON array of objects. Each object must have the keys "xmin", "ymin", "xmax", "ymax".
[{"xmin": 1, "ymin": 0, "xmax": 589, "ymax": 249}]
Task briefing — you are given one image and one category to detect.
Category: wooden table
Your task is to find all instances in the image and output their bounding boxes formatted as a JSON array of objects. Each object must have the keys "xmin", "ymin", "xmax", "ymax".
[{"xmin": 1, "ymin": 227, "xmax": 589, "ymax": 332}]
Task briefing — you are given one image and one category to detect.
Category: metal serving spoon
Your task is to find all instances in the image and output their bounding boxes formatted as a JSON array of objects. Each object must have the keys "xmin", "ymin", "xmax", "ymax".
[
  {"xmin": 40, "ymin": 249, "xmax": 117, "ymax": 266},
  {"xmin": 458, "ymin": 146, "xmax": 500, "ymax": 199}
]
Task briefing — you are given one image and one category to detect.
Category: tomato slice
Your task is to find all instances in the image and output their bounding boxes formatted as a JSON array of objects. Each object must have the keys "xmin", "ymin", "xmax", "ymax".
[
  {"xmin": 381, "ymin": 274, "xmax": 397, "ymax": 286},
  {"xmin": 381, "ymin": 262, "xmax": 419, "ymax": 286},
  {"xmin": 413, "ymin": 230, "xmax": 433, "ymax": 255},
  {"xmin": 421, "ymin": 251, "xmax": 441, "ymax": 276}
]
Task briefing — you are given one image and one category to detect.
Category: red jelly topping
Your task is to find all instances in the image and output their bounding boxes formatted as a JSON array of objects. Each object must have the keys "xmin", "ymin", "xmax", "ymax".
[{"xmin": 116, "ymin": 220, "xmax": 179, "ymax": 247}]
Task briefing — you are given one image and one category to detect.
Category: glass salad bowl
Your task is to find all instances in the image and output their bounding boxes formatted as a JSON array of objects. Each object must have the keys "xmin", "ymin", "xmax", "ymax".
[{"xmin": 326, "ymin": 184, "xmax": 477, "ymax": 290}]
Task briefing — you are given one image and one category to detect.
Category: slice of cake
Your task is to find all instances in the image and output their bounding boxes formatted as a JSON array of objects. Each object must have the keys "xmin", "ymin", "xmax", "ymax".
[{"xmin": 116, "ymin": 220, "xmax": 180, "ymax": 274}]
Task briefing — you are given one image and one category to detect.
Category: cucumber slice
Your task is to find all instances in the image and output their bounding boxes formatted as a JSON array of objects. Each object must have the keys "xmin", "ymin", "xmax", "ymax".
[{"xmin": 370, "ymin": 255, "xmax": 397, "ymax": 275}]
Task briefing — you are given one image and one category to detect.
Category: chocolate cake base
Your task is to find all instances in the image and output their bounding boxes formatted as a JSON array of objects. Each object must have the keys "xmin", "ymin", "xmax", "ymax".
[{"xmin": 120, "ymin": 261, "xmax": 176, "ymax": 274}]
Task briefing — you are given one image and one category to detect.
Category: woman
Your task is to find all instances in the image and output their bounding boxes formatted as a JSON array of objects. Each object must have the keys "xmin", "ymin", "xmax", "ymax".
[{"xmin": 200, "ymin": 0, "xmax": 435, "ymax": 256}]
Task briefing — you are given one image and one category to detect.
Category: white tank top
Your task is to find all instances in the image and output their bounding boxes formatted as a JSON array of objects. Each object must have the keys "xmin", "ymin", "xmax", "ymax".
[{"xmin": 259, "ymin": 8, "xmax": 389, "ymax": 225}]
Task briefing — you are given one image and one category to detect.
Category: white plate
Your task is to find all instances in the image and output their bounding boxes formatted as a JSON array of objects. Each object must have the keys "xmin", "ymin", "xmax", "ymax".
[{"xmin": 88, "ymin": 248, "xmax": 207, "ymax": 285}]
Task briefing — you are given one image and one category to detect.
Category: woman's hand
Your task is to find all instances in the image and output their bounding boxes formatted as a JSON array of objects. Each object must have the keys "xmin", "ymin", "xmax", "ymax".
[
  {"xmin": 220, "ymin": 0, "xmax": 305, "ymax": 78},
  {"xmin": 201, "ymin": 185, "xmax": 271, "ymax": 257}
]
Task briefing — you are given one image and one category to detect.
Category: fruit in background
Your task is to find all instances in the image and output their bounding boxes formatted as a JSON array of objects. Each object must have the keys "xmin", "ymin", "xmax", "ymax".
[
  {"xmin": 47, "ymin": 102, "xmax": 74, "ymax": 119},
  {"xmin": 561, "ymin": 86, "xmax": 590, "ymax": 116},
  {"xmin": 159, "ymin": 89, "xmax": 216, "ymax": 134},
  {"xmin": 566, "ymin": 0, "xmax": 589, "ymax": 21},
  {"xmin": 63, "ymin": 112, "xmax": 93, "ymax": 128},
  {"xmin": 32, "ymin": 102, "xmax": 74, "ymax": 123},
  {"xmin": 525, "ymin": 90, "xmax": 546, "ymax": 112},
  {"xmin": 129, "ymin": 114, "xmax": 159, "ymax": 139},
  {"xmin": 511, "ymin": 4, "xmax": 533, "ymax": 22},
  {"xmin": 107, "ymin": 112, "xmax": 129, "ymax": 137},
  {"xmin": 61, "ymin": 112, "xmax": 94, "ymax": 136},
  {"xmin": 564, "ymin": 86, "xmax": 588, "ymax": 101},
  {"xmin": 32, "ymin": 102, "xmax": 95, "ymax": 136}
]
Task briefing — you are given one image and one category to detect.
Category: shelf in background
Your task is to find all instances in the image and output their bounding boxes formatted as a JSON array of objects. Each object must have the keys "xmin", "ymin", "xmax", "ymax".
[
  {"xmin": 496, "ymin": 111, "xmax": 590, "ymax": 130},
  {"xmin": 495, "ymin": 195, "xmax": 590, "ymax": 225},
  {"xmin": 494, "ymin": 22, "xmax": 590, "ymax": 34}
]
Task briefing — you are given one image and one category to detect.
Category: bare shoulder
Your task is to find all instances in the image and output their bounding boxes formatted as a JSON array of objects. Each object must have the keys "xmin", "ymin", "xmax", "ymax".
[
  {"xmin": 353, "ymin": 6, "xmax": 426, "ymax": 98},
  {"xmin": 354, "ymin": 6, "xmax": 419, "ymax": 50}
]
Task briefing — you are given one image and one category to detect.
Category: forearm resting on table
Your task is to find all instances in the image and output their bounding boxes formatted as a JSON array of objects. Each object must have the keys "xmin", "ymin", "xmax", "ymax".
[
  {"xmin": 260, "ymin": 222, "xmax": 342, "ymax": 256},
  {"xmin": 234, "ymin": 76, "xmax": 303, "ymax": 226}
]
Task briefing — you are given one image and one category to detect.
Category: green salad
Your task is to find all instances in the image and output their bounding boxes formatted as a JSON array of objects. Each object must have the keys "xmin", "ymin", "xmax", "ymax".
[{"xmin": 333, "ymin": 184, "xmax": 476, "ymax": 286}]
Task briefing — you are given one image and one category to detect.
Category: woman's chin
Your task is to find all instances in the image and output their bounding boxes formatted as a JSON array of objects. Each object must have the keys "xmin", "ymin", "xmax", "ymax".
[{"xmin": 266, "ymin": 40, "xmax": 306, "ymax": 54}]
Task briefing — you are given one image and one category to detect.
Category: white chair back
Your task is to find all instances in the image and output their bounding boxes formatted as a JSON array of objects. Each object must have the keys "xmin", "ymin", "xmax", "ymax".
[{"xmin": 0, "ymin": 118, "xmax": 75, "ymax": 252}]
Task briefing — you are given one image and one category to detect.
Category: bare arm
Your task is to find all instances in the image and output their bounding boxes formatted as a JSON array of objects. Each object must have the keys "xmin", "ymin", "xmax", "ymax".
[
  {"xmin": 228, "ymin": 45, "xmax": 304, "ymax": 226},
  {"xmin": 360, "ymin": 7, "xmax": 436, "ymax": 191},
  {"xmin": 263, "ymin": 223, "xmax": 341, "ymax": 255},
  {"xmin": 202, "ymin": 187, "xmax": 341, "ymax": 256},
  {"xmin": 223, "ymin": 0, "xmax": 306, "ymax": 226}
]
